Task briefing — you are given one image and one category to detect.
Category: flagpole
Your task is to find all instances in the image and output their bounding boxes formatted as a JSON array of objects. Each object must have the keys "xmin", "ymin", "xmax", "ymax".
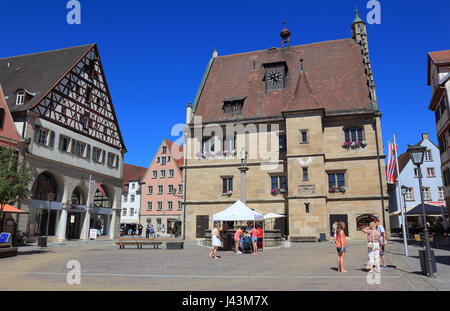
[
  {"xmin": 84, "ymin": 174, "xmax": 92, "ymax": 243},
  {"xmin": 393, "ymin": 135, "xmax": 409, "ymax": 256}
]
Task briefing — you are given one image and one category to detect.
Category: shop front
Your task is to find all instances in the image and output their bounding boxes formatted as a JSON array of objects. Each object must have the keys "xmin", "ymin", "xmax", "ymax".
[
  {"xmin": 67, "ymin": 205, "xmax": 86, "ymax": 240},
  {"xmin": 90, "ymin": 207, "xmax": 112, "ymax": 237},
  {"xmin": 167, "ymin": 217, "xmax": 182, "ymax": 237}
]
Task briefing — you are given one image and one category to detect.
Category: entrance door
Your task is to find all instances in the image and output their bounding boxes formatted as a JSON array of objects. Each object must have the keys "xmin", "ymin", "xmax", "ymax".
[
  {"xmin": 196, "ymin": 215, "xmax": 209, "ymax": 238},
  {"xmin": 67, "ymin": 213, "xmax": 82, "ymax": 240},
  {"xmin": 330, "ymin": 214, "xmax": 349, "ymax": 236}
]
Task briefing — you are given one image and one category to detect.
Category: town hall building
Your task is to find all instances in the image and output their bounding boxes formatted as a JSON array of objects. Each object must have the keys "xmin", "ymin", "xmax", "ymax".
[{"xmin": 183, "ymin": 11, "xmax": 389, "ymax": 240}]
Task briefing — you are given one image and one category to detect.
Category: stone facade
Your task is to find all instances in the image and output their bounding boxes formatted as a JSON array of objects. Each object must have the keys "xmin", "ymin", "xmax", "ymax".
[{"xmin": 183, "ymin": 13, "xmax": 389, "ymax": 241}]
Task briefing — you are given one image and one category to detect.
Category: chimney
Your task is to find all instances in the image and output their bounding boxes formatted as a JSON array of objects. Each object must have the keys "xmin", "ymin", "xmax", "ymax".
[
  {"xmin": 422, "ymin": 133, "xmax": 430, "ymax": 141},
  {"xmin": 186, "ymin": 102, "xmax": 193, "ymax": 125}
]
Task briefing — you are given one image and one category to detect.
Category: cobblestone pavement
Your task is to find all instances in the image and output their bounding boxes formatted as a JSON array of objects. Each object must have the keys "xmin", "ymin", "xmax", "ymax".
[
  {"xmin": 0, "ymin": 240, "xmax": 435, "ymax": 291},
  {"xmin": 391, "ymin": 239, "xmax": 450, "ymax": 291}
]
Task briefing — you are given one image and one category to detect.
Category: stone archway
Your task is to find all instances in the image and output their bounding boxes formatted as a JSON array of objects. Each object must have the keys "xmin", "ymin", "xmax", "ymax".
[{"xmin": 32, "ymin": 171, "xmax": 62, "ymax": 202}]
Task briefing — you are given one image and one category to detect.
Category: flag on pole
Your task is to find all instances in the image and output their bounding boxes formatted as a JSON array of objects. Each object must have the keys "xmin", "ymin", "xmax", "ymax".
[
  {"xmin": 387, "ymin": 143, "xmax": 398, "ymax": 184},
  {"xmin": 93, "ymin": 180, "xmax": 106, "ymax": 196}
]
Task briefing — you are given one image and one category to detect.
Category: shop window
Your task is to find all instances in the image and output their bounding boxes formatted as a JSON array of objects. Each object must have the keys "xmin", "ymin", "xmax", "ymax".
[{"xmin": 356, "ymin": 214, "xmax": 377, "ymax": 231}]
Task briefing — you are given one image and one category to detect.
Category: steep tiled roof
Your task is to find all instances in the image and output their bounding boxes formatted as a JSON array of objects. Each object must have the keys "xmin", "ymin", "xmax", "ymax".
[
  {"xmin": 0, "ymin": 44, "xmax": 94, "ymax": 113},
  {"xmin": 164, "ymin": 139, "xmax": 184, "ymax": 170},
  {"xmin": 194, "ymin": 38, "xmax": 373, "ymax": 123},
  {"xmin": 429, "ymin": 50, "xmax": 450, "ymax": 65},
  {"xmin": 0, "ymin": 84, "xmax": 22, "ymax": 148},
  {"xmin": 122, "ymin": 163, "xmax": 147, "ymax": 192}
]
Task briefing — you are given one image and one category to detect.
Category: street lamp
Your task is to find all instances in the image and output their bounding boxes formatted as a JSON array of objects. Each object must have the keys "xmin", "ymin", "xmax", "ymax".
[
  {"xmin": 407, "ymin": 144, "xmax": 434, "ymax": 277},
  {"xmin": 400, "ymin": 185, "xmax": 410, "ymax": 247}
]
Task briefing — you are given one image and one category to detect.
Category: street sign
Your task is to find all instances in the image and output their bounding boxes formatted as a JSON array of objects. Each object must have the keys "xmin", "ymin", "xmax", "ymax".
[{"xmin": 0, "ymin": 233, "xmax": 11, "ymax": 243}]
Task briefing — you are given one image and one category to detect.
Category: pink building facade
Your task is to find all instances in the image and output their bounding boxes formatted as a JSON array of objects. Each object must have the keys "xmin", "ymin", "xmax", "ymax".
[{"xmin": 140, "ymin": 139, "xmax": 184, "ymax": 236}]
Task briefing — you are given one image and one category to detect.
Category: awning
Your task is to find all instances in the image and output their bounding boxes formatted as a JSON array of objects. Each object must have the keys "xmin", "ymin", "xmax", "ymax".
[
  {"xmin": 264, "ymin": 213, "xmax": 286, "ymax": 220},
  {"xmin": 0, "ymin": 204, "xmax": 26, "ymax": 214},
  {"xmin": 390, "ymin": 203, "xmax": 448, "ymax": 217}
]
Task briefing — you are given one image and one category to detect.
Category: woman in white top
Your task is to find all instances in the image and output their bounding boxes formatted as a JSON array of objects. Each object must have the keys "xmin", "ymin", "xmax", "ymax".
[{"xmin": 209, "ymin": 223, "xmax": 222, "ymax": 260}]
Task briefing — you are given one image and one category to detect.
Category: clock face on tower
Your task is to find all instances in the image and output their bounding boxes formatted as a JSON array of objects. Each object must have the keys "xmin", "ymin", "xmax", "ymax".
[
  {"xmin": 265, "ymin": 66, "xmax": 285, "ymax": 90},
  {"xmin": 268, "ymin": 71, "xmax": 282, "ymax": 85}
]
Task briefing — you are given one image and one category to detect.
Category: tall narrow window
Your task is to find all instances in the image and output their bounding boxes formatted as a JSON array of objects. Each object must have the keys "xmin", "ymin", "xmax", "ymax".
[
  {"xmin": 302, "ymin": 168, "xmax": 309, "ymax": 181},
  {"xmin": 301, "ymin": 130, "xmax": 309, "ymax": 144},
  {"xmin": 328, "ymin": 173, "xmax": 345, "ymax": 188},
  {"xmin": 439, "ymin": 187, "xmax": 445, "ymax": 200},
  {"xmin": 279, "ymin": 135, "xmax": 287, "ymax": 152},
  {"xmin": 222, "ymin": 178, "xmax": 233, "ymax": 194}
]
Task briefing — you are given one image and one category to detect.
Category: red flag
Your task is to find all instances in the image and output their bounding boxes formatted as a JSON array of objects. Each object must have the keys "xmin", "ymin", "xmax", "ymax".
[
  {"xmin": 387, "ymin": 143, "xmax": 397, "ymax": 184},
  {"xmin": 93, "ymin": 180, "xmax": 106, "ymax": 196}
]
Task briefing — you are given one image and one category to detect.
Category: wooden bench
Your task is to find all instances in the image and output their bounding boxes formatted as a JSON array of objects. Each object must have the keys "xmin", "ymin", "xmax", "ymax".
[
  {"xmin": 166, "ymin": 242, "xmax": 184, "ymax": 250},
  {"xmin": 290, "ymin": 236, "xmax": 317, "ymax": 243},
  {"xmin": 116, "ymin": 241, "xmax": 162, "ymax": 249},
  {"xmin": 0, "ymin": 242, "xmax": 18, "ymax": 259}
]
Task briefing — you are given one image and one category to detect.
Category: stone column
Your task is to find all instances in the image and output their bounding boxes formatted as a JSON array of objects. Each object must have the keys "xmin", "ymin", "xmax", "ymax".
[
  {"xmin": 239, "ymin": 167, "xmax": 249, "ymax": 204},
  {"xmin": 57, "ymin": 205, "xmax": 69, "ymax": 242}
]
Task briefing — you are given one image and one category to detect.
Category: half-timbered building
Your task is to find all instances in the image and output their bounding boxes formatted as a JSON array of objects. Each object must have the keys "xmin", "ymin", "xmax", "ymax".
[{"xmin": 0, "ymin": 44, "xmax": 126, "ymax": 242}]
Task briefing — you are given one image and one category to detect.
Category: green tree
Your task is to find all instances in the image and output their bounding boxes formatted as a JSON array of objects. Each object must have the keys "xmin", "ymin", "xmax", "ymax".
[{"xmin": 0, "ymin": 146, "xmax": 33, "ymax": 232}]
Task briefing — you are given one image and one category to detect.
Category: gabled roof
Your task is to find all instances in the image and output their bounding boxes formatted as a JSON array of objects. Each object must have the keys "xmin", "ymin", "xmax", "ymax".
[
  {"xmin": 0, "ymin": 44, "xmax": 94, "ymax": 112},
  {"xmin": 193, "ymin": 38, "xmax": 374, "ymax": 123},
  {"xmin": 427, "ymin": 49, "xmax": 450, "ymax": 86},
  {"xmin": 164, "ymin": 139, "xmax": 184, "ymax": 170},
  {"xmin": 0, "ymin": 83, "xmax": 23, "ymax": 148},
  {"xmin": 122, "ymin": 163, "xmax": 147, "ymax": 192}
]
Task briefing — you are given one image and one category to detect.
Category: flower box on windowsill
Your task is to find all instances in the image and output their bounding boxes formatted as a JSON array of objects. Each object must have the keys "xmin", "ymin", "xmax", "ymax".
[
  {"xmin": 342, "ymin": 141, "xmax": 367, "ymax": 149},
  {"xmin": 222, "ymin": 191, "xmax": 233, "ymax": 197},
  {"xmin": 329, "ymin": 186, "xmax": 347, "ymax": 194},
  {"xmin": 271, "ymin": 188, "xmax": 287, "ymax": 195},
  {"xmin": 196, "ymin": 150, "xmax": 237, "ymax": 161}
]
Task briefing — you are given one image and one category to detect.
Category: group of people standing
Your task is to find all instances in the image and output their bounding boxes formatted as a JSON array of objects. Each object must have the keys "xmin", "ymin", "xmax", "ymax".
[
  {"xmin": 333, "ymin": 219, "xmax": 387, "ymax": 274},
  {"xmin": 209, "ymin": 222, "xmax": 264, "ymax": 260}
]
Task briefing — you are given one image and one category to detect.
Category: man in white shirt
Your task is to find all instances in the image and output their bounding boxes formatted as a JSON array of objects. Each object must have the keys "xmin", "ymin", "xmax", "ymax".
[{"xmin": 376, "ymin": 219, "xmax": 387, "ymax": 270}]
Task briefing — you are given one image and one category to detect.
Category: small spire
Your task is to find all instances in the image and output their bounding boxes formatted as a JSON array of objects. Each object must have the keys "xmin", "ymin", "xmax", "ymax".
[
  {"xmin": 352, "ymin": 7, "xmax": 364, "ymax": 24},
  {"xmin": 280, "ymin": 21, "xmax": 291, "ymax": 48},
  {"xmin": 212, "ymin": 47, "xmax": 218, "ymax": 58}
]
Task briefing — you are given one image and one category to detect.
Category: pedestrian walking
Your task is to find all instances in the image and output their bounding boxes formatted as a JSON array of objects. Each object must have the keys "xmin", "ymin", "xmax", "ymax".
[
  {"xmin": 256, "ymin": 224, "xmax": 264, "ymax": 251},
  {"xmin": 362, "ymin": 222, "xmax": 382, "ymax": 274},
  {"xmin": 138, "ymin": 223, "xmax": 143, "ymax": 237},
  {"xmin": 335, "ymin": 222, "xmax": 347, "ymax": 273},
  {"xmin": 209, "ymin": 223, "xmax": 222, "ymax": 260},
  {"xmin": 375, "ymin": 219, "xmax": 387, "ymax": 270},
  {"xmin": 234, "ymin": 227, "xmax": 243, "ymax": 254}
]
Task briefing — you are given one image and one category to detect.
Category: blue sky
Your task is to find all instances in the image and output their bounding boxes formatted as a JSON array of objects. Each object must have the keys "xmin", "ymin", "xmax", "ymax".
[{"xmin": 1, "ymin": 0, "xmax": 449, "ymax": 168}]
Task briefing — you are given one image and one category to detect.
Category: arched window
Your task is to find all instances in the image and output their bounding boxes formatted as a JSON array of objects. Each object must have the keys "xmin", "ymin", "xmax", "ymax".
[
  {"xmin": 93, "ymin": 186, "xmax": 111, "ymax": 208},
  {"xmin": 356, "ymin": 214, "xmax": 377, "ymax": 231},
  {"xmin": 32, "ymin": 172, "xmax": 60, "ymax": 201},
  {"xmin": 71, "ymin": 187, "xmax": 85, "ymax": 205}
]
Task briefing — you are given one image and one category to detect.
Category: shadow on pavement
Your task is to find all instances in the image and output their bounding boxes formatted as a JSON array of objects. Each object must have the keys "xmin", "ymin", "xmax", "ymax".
[{"xmin": 19, "ymin": 250, "xmax": 51, "ymax": 256}]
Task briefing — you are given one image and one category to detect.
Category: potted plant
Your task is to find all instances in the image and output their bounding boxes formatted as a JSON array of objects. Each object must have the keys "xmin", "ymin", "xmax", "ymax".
[{"xmin": 271, "ymin": 188, "xmax": 281, "ymax": 195}]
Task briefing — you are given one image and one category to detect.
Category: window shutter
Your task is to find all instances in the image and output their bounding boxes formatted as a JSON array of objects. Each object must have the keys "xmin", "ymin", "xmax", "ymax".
[
  {"xmin": 115, "ymin": 155, "xmax": 119, "ymax": 168},
  {"xmin": 86, "ymin": 145, "xmax": 91, "ymax": 159},
  {"xmin": 101, "ymin": 150, "xmax": 105, "ymax": 164},
  {"xmin": 33, "ymin": 125, "xmax": 41, "ymax": 143},
  {"xmin": 71, "ymin": 139, "xmax": 77, "ymax": 154},
  {"xmin": 49, "ymin": 131, "xmax": 55, "ymax": 148}
]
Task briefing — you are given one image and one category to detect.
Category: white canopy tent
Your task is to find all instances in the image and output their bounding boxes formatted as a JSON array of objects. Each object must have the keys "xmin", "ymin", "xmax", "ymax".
[{"xmin": 213, "ymin": 200, "xmax": 264, "ymax": 222}]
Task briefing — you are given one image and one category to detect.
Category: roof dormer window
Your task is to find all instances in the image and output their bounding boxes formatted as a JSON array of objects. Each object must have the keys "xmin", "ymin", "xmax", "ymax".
[
  {"xmin": 222, "ymin": 97, "xmax": 246, "ymax": 114},
  {"xmin": 16, "ymin": 90, "xmax": 25, "ymax": 105}
]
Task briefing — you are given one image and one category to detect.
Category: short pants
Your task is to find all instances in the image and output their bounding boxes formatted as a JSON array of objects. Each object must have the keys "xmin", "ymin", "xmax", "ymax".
[
  {"xmin": 337, "ymin": 247, "xmax": 347, "ymax": 253},
  {"xmin": 252, "ymin": 237, "xmax": 257, "ymax": 242}
]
